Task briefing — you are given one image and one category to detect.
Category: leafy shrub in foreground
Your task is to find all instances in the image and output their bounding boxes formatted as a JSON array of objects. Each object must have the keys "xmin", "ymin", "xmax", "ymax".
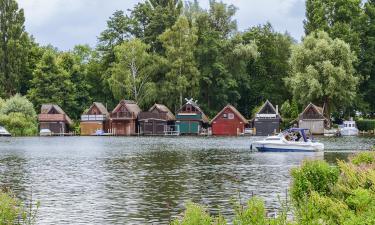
[
  {"xmin": 290, "ymin": 160, "xmax": 339, "ymax": 204},
  {"xmin": 173, "ymin": 152, "xmax": 375, "ymax": 225},
  {"xmin": 0, "ymin": 190, "xmax": 39, "ymax": 225}
]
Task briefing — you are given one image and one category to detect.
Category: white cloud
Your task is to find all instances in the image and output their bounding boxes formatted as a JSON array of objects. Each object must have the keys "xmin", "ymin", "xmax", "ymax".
[{"xmin": 16, "ymin": 0, "xmax": 305, "ymax": 50}]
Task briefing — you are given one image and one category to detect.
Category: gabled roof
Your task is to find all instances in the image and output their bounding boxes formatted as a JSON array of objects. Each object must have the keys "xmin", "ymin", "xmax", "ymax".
[
  {"xmin": 112, "ymin": 100, "xmax": 141, "ymax": 115},
  {"xmin": 211, "ymin": 104, "xmax": 248, "ymax": 124},
  {"xmin": 298, "ymin": 103, "xmax": 327, "ymax": 121},
  {"xmin": 257, "ymin": 100, "xmax": 279, "ymax": 115},
  {"xmin": 149, "ymin": 103, "xmax": 175, "ymax": 120},
  {"xmin": 40, "ymin": 104, "xmax": 73, "ymax": 125},
  {"xmin": 84, "ymin": 102, "xmax": 109, "ymax": 115},
  {"xmin": 177, "ymin": 100, "xmax": 209, "ymax": 123}
]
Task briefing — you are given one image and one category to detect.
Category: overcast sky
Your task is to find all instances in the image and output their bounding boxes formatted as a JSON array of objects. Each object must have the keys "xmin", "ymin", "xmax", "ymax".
[{"xmin": 17, "ymin": 0, "xmax": 306, "ymax": 51}]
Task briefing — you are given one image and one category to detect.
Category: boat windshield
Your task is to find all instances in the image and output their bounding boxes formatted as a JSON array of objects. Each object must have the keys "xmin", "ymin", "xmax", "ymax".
[{"xmin": 282, "ymin": 129, "xmax": 312, "ymax": 142}]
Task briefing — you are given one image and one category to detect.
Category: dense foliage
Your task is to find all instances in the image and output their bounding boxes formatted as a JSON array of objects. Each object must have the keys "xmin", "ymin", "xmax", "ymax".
[
  {"xmin": 0, "ymin": 189, "xmax": 39, "ymax": 225},
  {"xmin": 0, "ymin": 94, "xmax": 37, "ymax": 136},
  {"xmin": 172, "ymin": 152, "xmax": 375, "ymax": 224},
  {"xmin": 0, "ymin": 0, "xmax": 374, "ymax": 122}
]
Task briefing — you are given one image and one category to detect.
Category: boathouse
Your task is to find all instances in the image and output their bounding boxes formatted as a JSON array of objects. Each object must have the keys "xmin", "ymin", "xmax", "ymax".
[
  {"xmin": 80, "ymin": 102, "xmax": 109, "ymax": 136},
  {"xmin": 252, "ymin": 100, "xmax": 281, "ymax": 136},
  {"xmin": 211, "ymin": 104, "xmax": 248, "ymax": 136},
  {"xmin": 138, "ymin": 104, "xmax": 175, "ymax": 135},
  {"xmin": 109, "ymin": 100, "xmax": 141, "ymax": 136},
  {"xmin": 298, "ymin": 103, "xmax": 328, "ymax": 135},
  {"xmin": 175, "ymin": 98, "xmax": 209, "ymax": 135},
  {"xmin": 38, "ymin": 104, "xmax": 73, "ymax": 134}
]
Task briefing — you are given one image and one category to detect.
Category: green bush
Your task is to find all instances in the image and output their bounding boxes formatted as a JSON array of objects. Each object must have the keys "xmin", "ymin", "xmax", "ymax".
[
  {"xmin": 0, "ymin": 190, "xmax": 39, "ymax": 225},
  {"xmin": 0, "ymin": 95, "xmax": 37, "ymax": 136},
  {"xmin": 173, "ymin": 153, "xmax": 375, "ymax": 224},
  {"xmin": 356, "ymin": 119, "xmax": 375, "ymax": 131},
  {"xmin": 351, "ymin": 152, "xmax": 375, "ymax": 165},
  {"xmin": 290, "ymin": 160, "xmax": 339, "ymax": 204}
]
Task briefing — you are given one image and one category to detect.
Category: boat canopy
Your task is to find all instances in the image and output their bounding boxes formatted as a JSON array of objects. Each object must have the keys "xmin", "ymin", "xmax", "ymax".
[{"xmin": 282, "ymin": 128, "xmax": 312, "ymax": 142}]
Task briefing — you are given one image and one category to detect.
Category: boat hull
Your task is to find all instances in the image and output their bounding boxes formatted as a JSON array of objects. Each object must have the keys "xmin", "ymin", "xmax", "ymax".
[
  {"xmin": 252, "ymin": 142, "xmax": 324, "ymax": 152},
  {"xmin": 340, "ymin": 128, "xmax": 359, "ymax": 136}
]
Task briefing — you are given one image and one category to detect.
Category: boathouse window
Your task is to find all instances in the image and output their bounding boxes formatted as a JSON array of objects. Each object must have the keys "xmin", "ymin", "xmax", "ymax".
[
  {"xmin": 223, "ymin": 113, "xmax": 228, "ymax": 119},
  {"xmin": 228, "ymin": 113, "xmax": 234, "ymax": 120}
]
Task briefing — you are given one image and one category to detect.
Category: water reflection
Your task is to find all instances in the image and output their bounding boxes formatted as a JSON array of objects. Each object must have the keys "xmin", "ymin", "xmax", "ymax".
[{"xmin": 0, "ymin": 136, "xmax": 373, "ymax": 224}]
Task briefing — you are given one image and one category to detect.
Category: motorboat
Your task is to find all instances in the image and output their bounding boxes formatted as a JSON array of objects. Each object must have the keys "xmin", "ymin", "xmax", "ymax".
[
  {"xmin": 40, "ymin": 129, "xmax": 52, "ymax": 136},
  {"xmin": 0, "ymin": 126, "xmax": 11, "ymax": 137},
  {"xmin": 92, "ymin": 129, "xmax": 105, "ymax": 136},
  {"xmin": 251, "ymin": 128, "xmax": 324, "ymax": 152},
  {"xmin": 339, "ymin": 120, "xmax": 359, "ymax": 136}
]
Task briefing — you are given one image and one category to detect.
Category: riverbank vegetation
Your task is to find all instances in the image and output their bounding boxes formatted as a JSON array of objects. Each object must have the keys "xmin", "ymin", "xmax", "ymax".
[
  {"xmin": 0, "ymin": 189, "xmax": 39, "ymax": 225},
  {"xmin": 172, "ymin": 151, "xmax": 375, "ymax": 224},
  {"xmin": 0, "ymin": 0, "xmax": 374, "ymax": 134}
]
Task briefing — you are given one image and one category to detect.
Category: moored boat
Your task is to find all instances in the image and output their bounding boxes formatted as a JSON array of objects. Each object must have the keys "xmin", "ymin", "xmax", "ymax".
[
  {"xmin": 0, "ymin": 126, "xmax": 11, "ymax": 137},
  {"xmin": 251, "ymin": 128, "xmax": 324, "ymax": 152},
  {"xmin": 339, "ymin": 120, "xmax": 359, "ymax": 136}
]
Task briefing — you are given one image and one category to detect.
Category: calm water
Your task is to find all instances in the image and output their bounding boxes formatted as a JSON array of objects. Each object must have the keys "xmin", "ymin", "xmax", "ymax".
[{"xmin": 0, "ymin": 136, "xmax": 374, "ymax": 224}]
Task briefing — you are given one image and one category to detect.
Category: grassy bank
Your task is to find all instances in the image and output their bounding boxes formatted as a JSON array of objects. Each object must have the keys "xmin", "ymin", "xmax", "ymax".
[{"xmin": 172, "ymin": 151, "xmax": 375, "ymax": 225}]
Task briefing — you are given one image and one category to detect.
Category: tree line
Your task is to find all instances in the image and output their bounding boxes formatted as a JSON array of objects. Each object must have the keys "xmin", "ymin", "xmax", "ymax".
[{"xmin": 0, "ymin": 0, "xmax": 374, "ymax": 123}]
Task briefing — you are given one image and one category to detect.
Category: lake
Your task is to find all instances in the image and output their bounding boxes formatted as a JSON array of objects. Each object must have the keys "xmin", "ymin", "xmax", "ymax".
[{"xmin": 0, "ymin": 136, "xmax": 374, "ymax": 224}]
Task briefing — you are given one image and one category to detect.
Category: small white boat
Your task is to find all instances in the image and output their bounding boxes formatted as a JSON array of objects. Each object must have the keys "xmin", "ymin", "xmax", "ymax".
[
  {"xmin": 40, "ymin": 129, "xmax": 52, "ymax": 136},
  {"xmin": 339, "ymin": 120, "xmax": 359, "ymax": 136},
  {"xmin": 0, "ymin": 126, "xmax": 11, "ymax": 137},
  {"xmin": 324, "ymin": 128, "xmax": 338, "ymax": 137},
  {"xmin": 251, "ymin": 128, "xmax": 324, "ymax": 152}
]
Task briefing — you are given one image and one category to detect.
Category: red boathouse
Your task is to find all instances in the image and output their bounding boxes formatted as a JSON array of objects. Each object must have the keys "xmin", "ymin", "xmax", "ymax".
[{"xmin": 211, "ymin": 104, "xmax": 248, "ymax": 136}]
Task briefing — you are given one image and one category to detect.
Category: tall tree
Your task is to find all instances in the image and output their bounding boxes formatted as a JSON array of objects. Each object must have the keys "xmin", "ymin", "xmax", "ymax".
[
  {"xmin": 304, "ymin": 0, "xmax": 362, "ymax": 54},
  {"xmin": 27, "ymin": 50, "xmax": 76, "ymax": 115},
  {"xmin": 132, "ymin": 0, "xmax": 183, "ymax": 53},
  {"xmin": 359, "ymin": 0, "xmax": 375, "ymax": 114},
  {"xmin": 193, "ymin": 1, "xmax": 242, "ymax": 116},
  {"xmin": 109, "ymin": 39, "xmax": 156, "ymax": 108},
  {"xmin": 285, "ymin": 31, "xmax": 358, "ymax": 118},
  {"xmin": 159, "ymin": 16, "xmax": 199, "ymax": 110},
  {"xmin": 98, "ymin": 10, "xmax": 135, "ymax": 65},
  {"xmin": 239, "ymin": 23, "xmax": 293, "ymax": 116},
  {"xmin": 0, "ymin": 0, "xmax": 30, "ymax": 96}
]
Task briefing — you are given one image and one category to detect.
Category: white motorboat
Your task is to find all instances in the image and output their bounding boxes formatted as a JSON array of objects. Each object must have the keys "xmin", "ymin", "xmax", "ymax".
[
  {"xmin": 339, "ymin": 120, "xmax": 359, "ymax": 136},
  {"xmin": 40, "ymin": 129, "xmax": 52, "ymax": 136},
  {"xmin": 0, "ymin": 126, "xmax": 11, "ymax": 137},
  {"xmin": 251, "ymin": 128, "xmax": 324, "ymax": 152}
]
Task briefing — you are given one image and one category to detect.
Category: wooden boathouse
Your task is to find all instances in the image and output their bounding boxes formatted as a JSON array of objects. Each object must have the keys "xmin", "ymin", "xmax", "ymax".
[
  {"xmin": 80, "ymin": 102, "xmax": 109, "ymax": 136},
  {"xmin": 298, "ymin": 103, "xmax": 328, "ymax": 135},
  {"xmin": 109, "ymin": 100, "xmax": 141, "ymax": 136},
  {"xmin": 211, "ymin": 104, "xmax": 248, "ymax": 136},
  {"xmin": 38, "ymin": 104, "xmax": 73, "ymax": 134},
  {"xmin": 138, "ymin": 104, "xmax": 176, "ymax": 135},
  {"xmin": 175, "ymin": 98, "xmax": 209, "ymax": 135},
  {"xmin": 252, "ymin": 100, "xmax": 282, "ymax": 136}
]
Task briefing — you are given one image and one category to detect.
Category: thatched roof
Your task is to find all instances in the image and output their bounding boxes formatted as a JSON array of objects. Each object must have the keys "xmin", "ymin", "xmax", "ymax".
[
  {"xmin": 112, "ymin": 100, "xmax": 141, "ymax": 115},
  {"xmin": 40, "ymin": 104, "xmax": 73, "ymax": 125},
  {"xmin": 149, "ymin": 104, "xmax": 175, "ymax": 121}
]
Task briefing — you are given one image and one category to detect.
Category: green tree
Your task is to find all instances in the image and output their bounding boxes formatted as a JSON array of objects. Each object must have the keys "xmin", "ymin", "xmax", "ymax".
[
  {"xmin": 285, "ymin": 31, "xmax": 358, "ymax": 118},
  {"xmin": 109, "ymin": 39, "xmax": 156, "ymax": 107},
  {"xmin": 0, "ymin": 0, "xmax": 31, "ymax": 96},
  {"xmin": 0, "ymin": 94, "xmax": 37, "ymax": 136},
  {"xmin": 193, "ymin": 1, "xmax": 241, "ymax": 116},
  {"xmin": 133, "ymin": 0, "xmax": 183, "ymax": 53},
  {"xmin": 359, "ymin": 0, "xmax": 375, "ymax": 114},
  {"xmin": 27, "ymin": 50, "xmax": 76, "ymax": 116},
  {"xmin": 239, "ymin": 23, "xmax": 293, "ymax": 116},
  {"xmin": 159, "ymin": 16, "xmax": 199, "ymax": 110},
  {"xmin": 58, "ymin": 49, "xmax": 92, "ymax": 119},
  {"xmin": 304, "ymin": 0, "xmax": 362, "ymax": 54}
]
